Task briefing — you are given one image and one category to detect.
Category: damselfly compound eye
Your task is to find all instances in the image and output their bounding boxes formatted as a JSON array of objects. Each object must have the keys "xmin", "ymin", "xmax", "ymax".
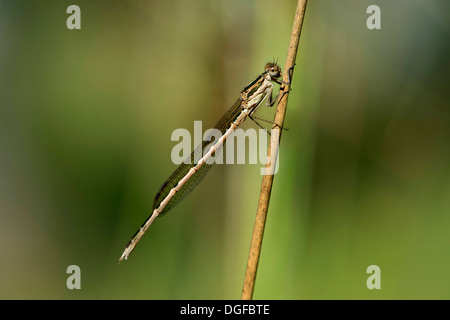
[{"xmin": 265, "ymin": 63, "xmax": 281, "ymax": 78}]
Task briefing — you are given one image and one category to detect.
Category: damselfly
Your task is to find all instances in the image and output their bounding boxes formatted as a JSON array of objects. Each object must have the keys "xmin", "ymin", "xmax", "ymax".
[{"xmin": 119, "ymin": 62, "xmax": 289, "ymax": 262}]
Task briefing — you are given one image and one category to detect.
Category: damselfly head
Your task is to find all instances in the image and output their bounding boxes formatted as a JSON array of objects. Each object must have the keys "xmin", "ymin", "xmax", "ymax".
[{"xmin": 265, "ymin": 63, "xmax": 281, "ymax": 79}]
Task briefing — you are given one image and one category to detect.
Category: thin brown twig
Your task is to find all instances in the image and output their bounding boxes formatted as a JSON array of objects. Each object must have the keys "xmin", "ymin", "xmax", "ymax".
[{"xmin": 241, "ymin": 0, "xmax": 308, "ymax": 300}]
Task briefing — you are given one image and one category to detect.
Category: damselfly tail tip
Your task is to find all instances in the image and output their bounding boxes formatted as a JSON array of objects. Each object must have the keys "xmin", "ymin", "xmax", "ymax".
[
  {"xmin": 118, "ymin": 243, "xmax": 135, "ymax": 263},
  {"xmin": 118, "ymin": 252, "xmax": 128, "ymax": 263},
  {"xmin": 118, "ymin": 253, "xmax": 127, "ymax": 264},
  {"xmin": 265, "ymin": 63, "xmax": 282, "ymax": 79}
]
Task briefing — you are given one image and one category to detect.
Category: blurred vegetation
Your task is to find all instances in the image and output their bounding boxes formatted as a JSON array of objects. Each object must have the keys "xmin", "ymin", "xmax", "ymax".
[{"xmin": 0, "ymin": 0, "xmax": 449, "ymax": 299}]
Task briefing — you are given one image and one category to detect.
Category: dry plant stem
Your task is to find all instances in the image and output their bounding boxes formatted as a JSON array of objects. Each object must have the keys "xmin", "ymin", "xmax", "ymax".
[{"xmin": 241, "ymin": 0, "xmax": 308, "ymax": 300}]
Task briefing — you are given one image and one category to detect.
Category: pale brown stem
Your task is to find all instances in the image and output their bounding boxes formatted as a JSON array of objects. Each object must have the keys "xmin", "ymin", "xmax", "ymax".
[{"xmin": 241, "ymin": 0, "xmax": 308, "ymax": 300}]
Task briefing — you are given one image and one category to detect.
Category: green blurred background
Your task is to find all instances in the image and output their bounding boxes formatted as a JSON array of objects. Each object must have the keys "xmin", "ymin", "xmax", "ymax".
[{"xmin": 0, "ymin": 0, "xmax": 449, "ymax": 299}]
